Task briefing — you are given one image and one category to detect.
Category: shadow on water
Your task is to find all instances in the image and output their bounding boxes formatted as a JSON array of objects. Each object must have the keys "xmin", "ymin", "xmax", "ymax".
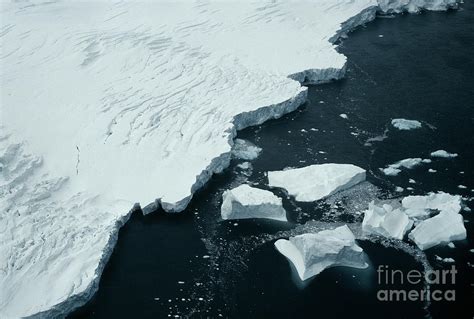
[{"xmin": 70, "ymin": 3, "xmax": 473, "ymax": 319}]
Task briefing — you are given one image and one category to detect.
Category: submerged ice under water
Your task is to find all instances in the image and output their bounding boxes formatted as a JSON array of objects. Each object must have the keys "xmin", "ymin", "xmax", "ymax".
[{"xmin": 70, "ymin": 4, "xmax": 474, "ymax": 319}]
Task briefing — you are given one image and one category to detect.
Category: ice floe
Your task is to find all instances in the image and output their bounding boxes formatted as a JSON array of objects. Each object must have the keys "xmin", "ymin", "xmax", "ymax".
[
  {"xmin": 381, "ymin": 158, "xmax": 430, "ymax": 176},
  {"xmin": 360, "ymin": 192, "xmax": 466, "ymax": 250},
  {"xmin": 268, "ymin": 164, "xmax": 366, "ymax": 202},
  {"xmin": 409, "ymin": 212, "xmax": 466, "ymax": 250},
  {"xmin": 402, "ymin": 192, "xmax": 462, "ymax": 216},
  {"xmin": 391, "ymin": 118, "xmax": 422, "ymax": 130},
  {"xmin": 221, "ymin": 184, "xmax": 286, "ymax": 221},
  {"xmin": 362, "ymin": 202, "xmax": 413, "ymax": 239},
  {"xmin": 430, "ymin": 150, "xmax": 458, "ymax": 158},
  {"xmin": 274, "ymin": 225, "xmax": 368, "ymax": 281}
]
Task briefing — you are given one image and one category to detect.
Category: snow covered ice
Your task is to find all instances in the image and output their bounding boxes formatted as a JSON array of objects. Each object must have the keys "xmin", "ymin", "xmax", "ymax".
[
  {"xmin": 275, "ymin": 225, "xmax": 368, "ymax": 281},
  {"xmin": 0, "ymin": 0, "xmax": 459, "ymax": 317},
  {"xmin": 391, "ymin": 118, "xmax": 422, "ymax": 130},
  {"xmin": 221, "ymin": 184, "xmax": 287, "ymax": 221},
  {"xmin": 362, "ymin": 202, "xmax": 413, "ymax": 239},
  {"xmin": 268, "ymin": 164, "xmax": 366, "ymax": 202}
]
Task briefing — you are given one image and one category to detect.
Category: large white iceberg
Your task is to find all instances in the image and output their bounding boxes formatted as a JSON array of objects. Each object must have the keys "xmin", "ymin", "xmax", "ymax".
[
  {"xmin": 391, "ymin": 118, "xmax": 422, "ymax": 130},
  {"xmin": 0, "ymin": 0, "xmax": 458, "ymax": 317},
  {"xmin": 221, "ymin": 184, "xmax": 287, "ymax": 221},
  {"xmin": 362, "ymin": 202, "xmax": 413, "ymax": 239},
  {"xmin": 268, "ymin": 164, "xmax": 366, "ymax": 202},
  {"xmin": 409, "ymin": 212, "xmax": 467, "ymax": 250},
  {"xmin": 275, "ymin": 225, "xmax": 368, "ymax": 281}
]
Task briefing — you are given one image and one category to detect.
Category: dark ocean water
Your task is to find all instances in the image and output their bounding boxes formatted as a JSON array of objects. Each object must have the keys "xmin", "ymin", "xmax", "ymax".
[{"xmin": 70, "ymin": 3, "xmax": 473, "ymax": 319}]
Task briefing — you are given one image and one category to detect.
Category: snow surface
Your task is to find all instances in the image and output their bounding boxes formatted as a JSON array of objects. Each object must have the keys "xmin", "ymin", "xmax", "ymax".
[
  {"xmin": 274, "ymin": 225, "xmax": 367, "ymax": 281},
  {"xmin": 221, "ymin": 184, "xmax": 286, "ymax": 221},
  {"xmin": 0, "ymin": 0, "xmax": 459, "ymax": 317},
  {"xmin": 268, "ymin": 164, "xmax": 366, "ymax": 202},
  {"xmin": 391, "ymin": 118, "xmax": 422, "ymax": 130},
  {"xmin": 362, "ymin": 202, "xmax": 413, "ymax": 239},
  {"xmin": 430, "ymin": 150, "xmax": 459, "ymax": 158}
]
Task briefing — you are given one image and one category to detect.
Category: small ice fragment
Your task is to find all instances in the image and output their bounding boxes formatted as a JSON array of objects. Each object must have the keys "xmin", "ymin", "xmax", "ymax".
[
  {"xmin": 339, "ymin": 113, "xmax": 348, "ymax": 119},
  {"xmin": 430, "ymin": 150, "xmax": 458, "ymax": 158},
  {"xmin": 381, "ymin": 158, "xmax": 426, "ymax": 176},
  {"xmin": 391, "ymin": 119, "xmax": 422, "ymax": 130},
  {"xmin": 231, "ymin": 139, "xmax": 262, "ymax": 160}
]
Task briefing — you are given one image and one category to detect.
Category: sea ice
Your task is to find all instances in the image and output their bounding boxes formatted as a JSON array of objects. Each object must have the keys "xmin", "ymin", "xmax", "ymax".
[
  {"xmin": 221, "ymin": 184, "xmax": 287, "ymax": 221},
  {"xmin": 362, "ymin": 202, "xmax": 413, "ymax": 239},
  {"xmin": 268, "ymin": 164, "xmax": 366, "ymax": 202},
  {"xmin": 381, "ymin": 158, "xmax": 427, "ymax": 176},
  {"xmin": 274, "ymin": 225, "xmax": 368, "ymax": 281},
  {"xmin": 409, "ymin": 212, "xmax": 466, "ymax": 250},
  {"xmin": 430, "ymin": 150, "xmax": 458, "ymax": 158},
  {"xmin": 339, "ymin": 113, "xmax": 349, "ymax": 119},
  {"xmin": 402, "ymin": 192, "xmax": 462, "ymax": 217},
  {"xmin": 0, "ymin": 0, "xmax": 458, "ymax": 316},
  {"xmin": 391, "ymin": 119, "xmax": 422, "ymax": 130},
  {"xmin": 231, "ymin": 139, "xmax": 262, "ymax": 161}
]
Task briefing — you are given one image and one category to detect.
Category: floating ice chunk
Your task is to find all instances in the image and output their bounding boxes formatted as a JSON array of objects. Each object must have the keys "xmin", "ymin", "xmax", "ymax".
[
  {"xmin": 231, "ymin": 139, "xmax": 262, "ymax": 161},
  {"xmin": 395, "ymin": 186, "xmax": 404, "ymax": 192},
  {"xmin": 381, "ymin": 158, "xmax": 426, "ymax": 176},
  {"xmin": 447, "ymin": 242, "xmax": 455, "ymax": 248},
  {"xmin": 391, "ymin": 119, "xmax": 422, "ymax": 130},
  {"xmin": 458, "ymin": 185, "xmax": 467, "ymax": 189},
  {"xmin": 362, "ymin": 202, "xmax": 413, "ymax": 239},
  {"xmin": 428, "ymin": 169, "xmax": 437, "ymax": 173},
  {"xmin": 409, "ymin": 212, "xmax": 466, "ymax": 250},
  {"xmin": 274, "ymin": 225, "xmax": 367, "ymax": 281},
  {"xmin": 237, "ymin": 162, "xmax": 252, "ymax": 170},
  {"xmin": 430, "ymin": 150, "xmax": 458, "ymax": 158},
  {"xmin": 268, "ymin": 164, "xmax": 366, "ymax": 202},
  {"xmin": 339, "ymin": 113, "xmax": 348, "ymax": 119},
  {"xmin": 402, "ymin": 192, "xmax": 462, "ymax": 217},
  {"xmin": 221, "ymin": 184, "xmax": 286, "ymax": 221}
]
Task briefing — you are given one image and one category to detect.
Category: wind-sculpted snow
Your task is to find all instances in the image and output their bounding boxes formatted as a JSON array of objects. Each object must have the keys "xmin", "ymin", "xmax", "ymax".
[{"xmin": 0, "ymin": 0, "xmax": 459, "ymax": 317}]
